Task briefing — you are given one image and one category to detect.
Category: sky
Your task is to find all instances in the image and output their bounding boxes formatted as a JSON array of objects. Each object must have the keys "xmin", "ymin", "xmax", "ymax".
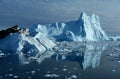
[{"xmin": 0, "ymin": 0, "xmax": 120, "ymax": 34}]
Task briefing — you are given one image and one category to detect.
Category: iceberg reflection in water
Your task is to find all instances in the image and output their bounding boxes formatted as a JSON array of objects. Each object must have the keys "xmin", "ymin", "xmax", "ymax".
[
  {"xmin": 1, "ymin": 42, "xmax": 120, "ymax": 79},
  {"xmin": 18, "ymin": 42, "xmax": 108, "ymax": 70},
  {"xmin": 52, "ymin": 42, "xmax": 108, "ymax": 70},
  {"xmin": 82, "ymin": 43, "xmax": 107, "ymax": 69}
]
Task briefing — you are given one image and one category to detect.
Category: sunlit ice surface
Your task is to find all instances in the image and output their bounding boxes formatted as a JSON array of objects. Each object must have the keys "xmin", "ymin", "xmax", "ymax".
[{"xmin": 0, "ymin": 41, "xmax": 120, "ymax": 79}]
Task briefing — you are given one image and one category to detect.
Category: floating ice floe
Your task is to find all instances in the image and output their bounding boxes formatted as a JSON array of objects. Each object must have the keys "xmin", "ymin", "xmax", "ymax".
[{"xmin": 45, "ymin": 74, "xmax": 60, "ymax": 78}]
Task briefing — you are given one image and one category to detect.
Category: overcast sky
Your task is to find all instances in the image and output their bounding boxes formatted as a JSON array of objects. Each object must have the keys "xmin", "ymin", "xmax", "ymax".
[{"xmin": 0, "ymin": 0, "xmax": 120, "ymax": 34}]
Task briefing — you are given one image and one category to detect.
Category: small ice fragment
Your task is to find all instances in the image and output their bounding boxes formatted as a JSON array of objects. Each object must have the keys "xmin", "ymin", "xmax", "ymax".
[
  {"xmin": 118, "ymin": 61, "xmax": 120, "ymax": 63},
  {"xmin": 45, "ymin": 74, "xmax": 51, "ymax": 77},
  {"xmin": 27, "ymin": 51, "xmax": 31, "ymax": 54},
  {"xmin": 112, "ymin": 69, "xmax": 116, "ymax": 72},
  {"xmin": 62, "ymin": 68, "xmax": 67, "ymax": 71},
  {"xmin": 9, "ymin": 74, "xmax": 13, "ymax": 76},
  {"xmin": 62, "ymin": 55, "xmax": 66, "ymax": 60},
  {"xmin": 68, "ymin": 75, "xmax": 77, "ymax": 79},
  {"xmin": 14, "ymin": 75, "xmax": 19, "ymax": 78},
  {"xmin": 45, "ymin": 74, "xmax": 60, "ymax": 78},
  {"xmin": 106, "ymin": 54, "xmax": 113, "ymax": 56},
  {"xmin": 71, "ymin": 75, "xmax": 77, "ymax": 78},
  {"xmin": 31, "ymin": 71, "xmax": 36, "ymax": 74},
  {"xmin": 0, "ymin": 53, "xmax": 5, "ymax": 57},
  {"xmin": 52, "ymin": 74, "xmax": 60, "ymax": 78},
  {"xmin": 23, "ymin": 62, "xmax": 29, "ymax": 65},
  {"xmin": 63, "ymin": 65, "xmax": 67, "ymax": 67},
  {"xmin": 76, "ymin": 53, "xmax": 81, "ymax": 56}
]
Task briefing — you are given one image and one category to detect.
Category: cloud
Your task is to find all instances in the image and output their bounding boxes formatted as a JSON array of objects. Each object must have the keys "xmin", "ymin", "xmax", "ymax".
[{"xmin": 0, "ymin": 0, "xmax": 120, "ymax": 34}]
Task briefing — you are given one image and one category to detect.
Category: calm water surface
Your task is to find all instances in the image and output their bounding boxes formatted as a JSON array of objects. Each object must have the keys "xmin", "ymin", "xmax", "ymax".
[{"xmin": 0, "ymin": 42, "xmax": 120, "ymax": 79}]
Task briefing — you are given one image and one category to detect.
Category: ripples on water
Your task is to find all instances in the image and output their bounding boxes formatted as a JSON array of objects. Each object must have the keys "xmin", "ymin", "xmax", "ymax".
[{"xmin": 0, "ymin": 42, "xmax": 120, "ymax": 79}]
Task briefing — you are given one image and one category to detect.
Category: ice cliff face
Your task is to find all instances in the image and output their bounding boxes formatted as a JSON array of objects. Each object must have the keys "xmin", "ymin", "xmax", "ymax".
[
  {"xmin": 31, "ymin": 13, "xmax": 109, "ymax": 41},
  {"xmin": 0, "ymin": 33, "xmax": 56, "ymax": 54}
]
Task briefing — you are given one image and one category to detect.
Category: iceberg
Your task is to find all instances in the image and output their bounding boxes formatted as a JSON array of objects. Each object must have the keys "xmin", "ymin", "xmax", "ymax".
[
  {"xmin": 0, "ymin": 33, "xmax": 56, "ymax": 54},
  {"xmin": 0, "ymin": 12, "xmax": 115, "ymax": 61},
  {"xmin": 30, "ymin": 13, "xmax": 109, "ymax": 41}
]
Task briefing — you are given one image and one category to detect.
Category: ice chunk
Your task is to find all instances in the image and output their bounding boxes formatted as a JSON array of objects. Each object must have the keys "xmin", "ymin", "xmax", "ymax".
[
  {"xmin": 68, "ymin": 75, "xmax": 78, "ymax": 79},
  {"xmin": 62, "ymin": 68, "xmax": 67, "ymax": 71},
  {"xmin": 31, "ymin": 71, "xmax": 36, "ymax": 74},
  {"xmin": 0, "ymin": 53, "xmax": 5, "ymax": 57},
  {"xmin": 109, "ymin": 35, "xmax": 120, "ymax": 41},
  {"xmin": 0, "ymin": 33, "xmax": 56, "ymax": 54},
  {"xmin": 13, "ymin": 75, "xmax": 19, "ymax": 78},
  {"xmin": 45, "ymin": 74, "xmax": 60, "ymax": 78}
]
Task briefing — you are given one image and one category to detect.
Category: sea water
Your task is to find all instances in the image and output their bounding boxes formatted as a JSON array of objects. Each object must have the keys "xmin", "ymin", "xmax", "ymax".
[{"xmin": 0, "ymin": 42, "xmax": 120, "ymax": 79}]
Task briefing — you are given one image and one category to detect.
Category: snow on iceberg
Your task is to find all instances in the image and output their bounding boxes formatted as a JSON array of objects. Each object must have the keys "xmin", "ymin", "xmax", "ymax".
[
  {"xmin": 31, "ymin": 12, "xmax": 109, "ymax": 41},
  {"xmin": 0, "ymin": 33, "xmax": 56, "ymax": 54}
]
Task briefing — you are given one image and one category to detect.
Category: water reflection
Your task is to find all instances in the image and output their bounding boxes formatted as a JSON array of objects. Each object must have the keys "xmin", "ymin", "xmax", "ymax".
[
  {"xmin": 52, "ymin": 42, "xmax": 108, "ymax": 70},
  {"xmin": 18, "ymin": 51, "xmax": 55, "ymax": 65},
  {"xmin": 18, "ymin": 42, "xmax": 108, "ymax": 70},
  {"xmin": 82, "ymin": 43, "xmax": 107, "ymax": 69}
]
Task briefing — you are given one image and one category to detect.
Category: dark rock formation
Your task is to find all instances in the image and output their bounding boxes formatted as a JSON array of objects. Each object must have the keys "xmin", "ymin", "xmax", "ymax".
[{"xmin": 0, "ymin": 25, "xmax": 21, "ymax": 39}]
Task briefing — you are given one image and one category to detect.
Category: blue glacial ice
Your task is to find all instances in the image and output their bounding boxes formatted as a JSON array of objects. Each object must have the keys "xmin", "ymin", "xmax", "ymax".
[
  {"xmin": 0, "ymin": 12, "xmax": 118, "ymax": 56},
  {"xmin": 30, "ymin": 13, "xmax": 109, "ymax": 41},
  {"xmin": 0, "ymin": 33, "xmax": 56, "ymax": 54}
]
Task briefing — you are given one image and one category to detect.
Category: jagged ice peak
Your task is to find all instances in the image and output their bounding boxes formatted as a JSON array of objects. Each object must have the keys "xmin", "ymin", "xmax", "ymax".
[{"xmin": 31, "ymin": 12, "xmax": 109, "ymax": 41}]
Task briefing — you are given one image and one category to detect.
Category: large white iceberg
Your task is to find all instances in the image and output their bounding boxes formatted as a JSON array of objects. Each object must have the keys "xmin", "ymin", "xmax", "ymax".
[
  {"xmin": 0, "ymin": 12, "xmax": 113, "ymax": 54},
  {"xmin": 30, "ymin": 13, "xmax": 109, "ymax": 41},
  {"xmin": 0, "ymin": 33, "xmax": 56, "ymax": 54}
]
